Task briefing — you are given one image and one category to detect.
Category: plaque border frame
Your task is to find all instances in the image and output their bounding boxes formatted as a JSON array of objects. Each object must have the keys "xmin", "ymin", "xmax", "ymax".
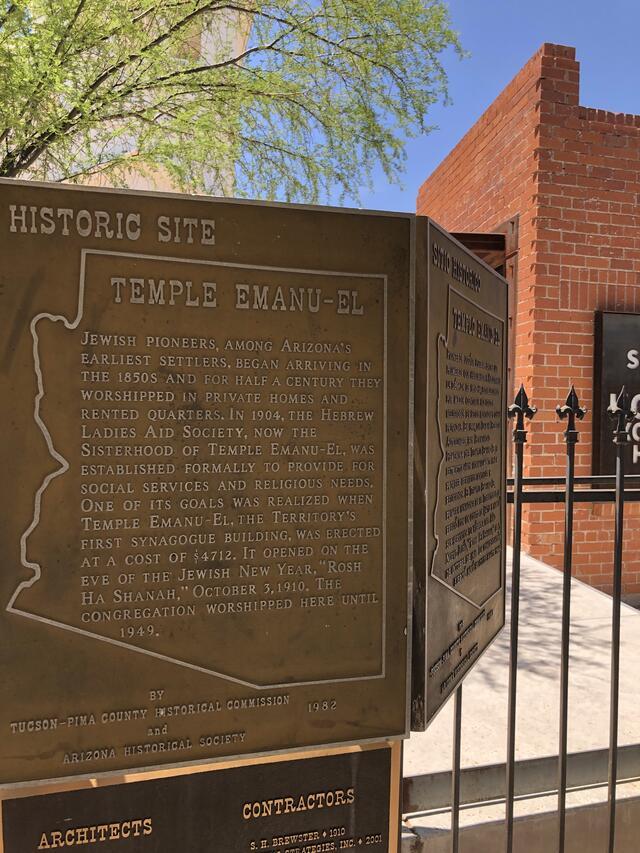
[
  {"xmin": 428, "ymin": 282, "xmax": 506, "ymax": 609},
  {"xmin": 8, "ymin": 247, "xmax": 390, "ymax": 688}
]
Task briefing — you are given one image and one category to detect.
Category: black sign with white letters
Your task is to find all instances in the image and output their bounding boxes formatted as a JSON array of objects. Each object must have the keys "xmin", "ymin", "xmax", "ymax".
[{"xmin": 593, "ymin": 311, "xmax": 640, "ymax": 474}]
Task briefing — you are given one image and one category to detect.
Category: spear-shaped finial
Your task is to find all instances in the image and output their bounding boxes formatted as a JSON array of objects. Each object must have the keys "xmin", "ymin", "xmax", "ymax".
[
  {"xmin": 556, "ymin": 385, "xmax": 587, "ymax": 445},
  {"xmin": 508, "ymin": 384, "xmax": 536, "ymax": 444},
  {"xmin": 608, "ymin": 386, "xmax": 637, "ymax": 445}
]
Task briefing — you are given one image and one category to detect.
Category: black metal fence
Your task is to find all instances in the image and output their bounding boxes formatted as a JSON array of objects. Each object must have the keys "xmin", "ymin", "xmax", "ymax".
[{"xmin": 404, "ymin": 384, "xmax": 640, "ymax": 853}]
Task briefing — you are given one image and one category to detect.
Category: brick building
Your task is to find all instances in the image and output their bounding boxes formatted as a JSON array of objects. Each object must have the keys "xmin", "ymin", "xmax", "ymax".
[{"xmin": 417, "ymin": 43, "xmax": 640, "ymax": 600}]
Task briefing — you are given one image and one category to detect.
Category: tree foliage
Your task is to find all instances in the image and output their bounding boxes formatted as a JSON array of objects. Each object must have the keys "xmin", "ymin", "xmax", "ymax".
[{"xmin": 0, "ymin": 0, "xmax": 461, "ymax": 202}]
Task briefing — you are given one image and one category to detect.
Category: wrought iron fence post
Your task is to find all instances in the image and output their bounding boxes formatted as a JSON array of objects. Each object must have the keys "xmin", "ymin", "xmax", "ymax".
[
  {"xmin": 505, "ymin": 385, "xmax": 536, "ymax": 853},
  {"xmin": 451, "ymin": 685, "xmax": 463, "ymax": 853},
  {"xmin": 607, "ymin": 387, "xmax": 636, "ymax": 853},
  {"xmin": 555, "ymin": 386, "xmax": 586, "ymax": 853}
]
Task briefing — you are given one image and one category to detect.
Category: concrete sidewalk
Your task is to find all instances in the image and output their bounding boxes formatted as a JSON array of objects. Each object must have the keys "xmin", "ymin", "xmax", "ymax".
[{"xmin": 402, "ymin": 550, "xmax": 640, "ymax": 851}]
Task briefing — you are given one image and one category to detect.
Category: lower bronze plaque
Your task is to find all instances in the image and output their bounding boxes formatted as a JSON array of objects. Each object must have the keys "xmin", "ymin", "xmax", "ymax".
[
  {"xmin": 1, "ymin": 744, "xmax": 400, "ymax": 853},
  {"xmin": 0, "ymin": 180, "xmax": 412, "ymax": 784},
  {"xmin": 412, "ymin": 219, "xmax": 507, "ymax": 728}
]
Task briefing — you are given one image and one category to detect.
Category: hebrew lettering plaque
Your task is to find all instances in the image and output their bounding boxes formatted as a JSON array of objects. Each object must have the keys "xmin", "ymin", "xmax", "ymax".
[{"xmin": 412, "ymin": 219, "xmax": 507, "ymax": 728}]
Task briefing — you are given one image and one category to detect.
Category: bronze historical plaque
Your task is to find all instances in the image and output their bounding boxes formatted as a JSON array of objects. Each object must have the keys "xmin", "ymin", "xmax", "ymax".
[
  {"xmin": 0, "ymin": 180, "xmax": 412, "ymax": 785},
  {"xmin": 412, "ymin": 219, "xmax": 507, "ymax": 728},
  {"xmin": 1, "ymin": 743, "xmax": 401, "ymax": 853}
]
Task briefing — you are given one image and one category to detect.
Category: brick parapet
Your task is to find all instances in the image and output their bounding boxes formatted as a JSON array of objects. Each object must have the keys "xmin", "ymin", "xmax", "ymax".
[{"xmin": 417, "ymin": 43, "xmax": 640, "ymax": 594}]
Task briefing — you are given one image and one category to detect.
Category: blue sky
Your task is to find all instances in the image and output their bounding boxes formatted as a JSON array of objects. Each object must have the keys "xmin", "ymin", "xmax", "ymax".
[{"xmin": 339, "ymin": 0, "xmax": 640, "ymax": 213}]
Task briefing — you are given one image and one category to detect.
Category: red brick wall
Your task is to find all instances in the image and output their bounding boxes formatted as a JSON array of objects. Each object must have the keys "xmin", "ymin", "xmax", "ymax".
[{"xmin": 417, "ymin": 43, "xmax": 640, "ymax": 597}]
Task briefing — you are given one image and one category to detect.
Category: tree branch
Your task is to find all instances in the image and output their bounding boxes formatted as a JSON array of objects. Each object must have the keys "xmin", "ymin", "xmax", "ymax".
[
  {"xmin": 0, "ymin": 1, "xmax": 250, "ymax": 174},
  {"xmin": 0, "ymin": 3, "xmax": 17, "ymax": 30}
]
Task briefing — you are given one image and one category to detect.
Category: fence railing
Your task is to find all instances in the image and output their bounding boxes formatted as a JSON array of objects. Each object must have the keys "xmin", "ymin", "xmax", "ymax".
[{"xmin": 404, "ymin": 384, "xmax": 640, "ymax": 853}]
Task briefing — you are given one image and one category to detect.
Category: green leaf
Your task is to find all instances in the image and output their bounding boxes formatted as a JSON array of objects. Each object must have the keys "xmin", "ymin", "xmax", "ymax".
[{"xmin": 0, "ymin": 0, "xmax": 462, "ymax": 202}]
